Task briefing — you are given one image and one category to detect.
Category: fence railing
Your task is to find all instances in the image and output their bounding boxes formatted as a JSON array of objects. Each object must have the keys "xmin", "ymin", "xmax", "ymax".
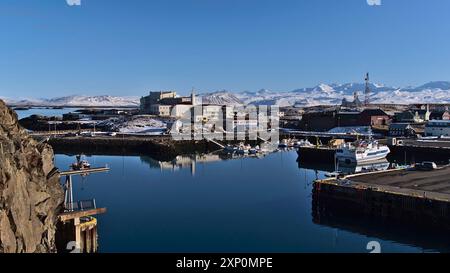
[{"xmin": 65, "ymin": 199, "xmax": 97, "ymax": 212}]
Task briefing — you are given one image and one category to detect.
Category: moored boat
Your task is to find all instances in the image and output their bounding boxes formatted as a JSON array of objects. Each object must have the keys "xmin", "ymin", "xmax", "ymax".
[{"xmin": 335, "ymin": 140, "xmax": 390, "ymax": 164}]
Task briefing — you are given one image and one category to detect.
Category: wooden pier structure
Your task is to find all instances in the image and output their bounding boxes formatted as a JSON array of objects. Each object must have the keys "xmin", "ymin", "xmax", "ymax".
[{"xmin": 56, "ymin": 166, "xmax": 109, "ymax": 253}]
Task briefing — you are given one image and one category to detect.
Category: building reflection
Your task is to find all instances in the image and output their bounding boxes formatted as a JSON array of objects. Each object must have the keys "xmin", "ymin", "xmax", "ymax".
[
  {"xmin": 140, "ymin": 151, "xmax": 272, "ymax": 176},
  {"xmin": 140, "ymin": 154, "xmax": 218, "ymax": 176}
]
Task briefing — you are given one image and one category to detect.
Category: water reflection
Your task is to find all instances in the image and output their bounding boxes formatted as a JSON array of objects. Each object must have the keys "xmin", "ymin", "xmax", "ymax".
[
  {"xmin": 297, "ymin": 158, "xmax": 390, "ymax": 175},
  {"xmin": 140, "ymin": 152, "xmax": 271, "ymax": 176},
  {"xmin": 337, "ymin": 159, "xmax": 390, "ymax": 174},
  {"xmin": 15, "ymin": 107, "xmax": 78, "ymax": 120},
  {"xmin": 54, "ymin": 151, "xmax": 449, "ymax": 253}
]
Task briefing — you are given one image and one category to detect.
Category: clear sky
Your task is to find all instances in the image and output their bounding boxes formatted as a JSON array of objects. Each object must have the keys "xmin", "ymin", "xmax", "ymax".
[{"xmin": 1, "ymin": 0, "xmax": 450, "ymax": 98}]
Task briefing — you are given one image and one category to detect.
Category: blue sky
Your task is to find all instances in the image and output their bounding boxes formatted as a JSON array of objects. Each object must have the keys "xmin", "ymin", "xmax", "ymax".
[{"xmin": 1, "ymin": 0, "xmax": 449, "ymax": 98}]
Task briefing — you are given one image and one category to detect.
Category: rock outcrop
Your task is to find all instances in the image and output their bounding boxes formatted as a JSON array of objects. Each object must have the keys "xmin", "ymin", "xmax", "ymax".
[{"xmin": 0, "ymin": 100, "xmax": 63, "ymax": 253}]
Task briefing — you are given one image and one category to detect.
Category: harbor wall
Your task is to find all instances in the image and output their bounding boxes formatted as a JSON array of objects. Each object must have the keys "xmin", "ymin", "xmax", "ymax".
[
  {"xmin": 388, "ymin": 145, "xmax": 450, "ymax": 164},
  {"xmin": 47, "ymin": 136, "xmax": 261, "ymax": 161},
  {"xmin": 312, "ymin": 182, "xmax": 450, "ymax": 251},
  {"xmin": 313, "ymin": 182, "xmax": 450, "ymax": 230}
]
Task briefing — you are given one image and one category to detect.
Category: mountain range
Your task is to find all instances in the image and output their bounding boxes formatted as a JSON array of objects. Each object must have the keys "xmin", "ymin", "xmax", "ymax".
[{"xmin": 3, "ymin": 81, "xmax": 450, "ymax": 107}]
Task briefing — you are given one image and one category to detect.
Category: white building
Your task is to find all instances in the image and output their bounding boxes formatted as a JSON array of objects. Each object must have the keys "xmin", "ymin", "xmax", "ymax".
[
  {"xmin": 171, "ymin": 104, "xmax": 194, "ymax": 118},
  {"xmin": 424, "ymin": 120, "xmax": 450, "ymax": 136},
  {"xmin": 149, "ymin": 104, "xmax": 172, "ymax": 116}
]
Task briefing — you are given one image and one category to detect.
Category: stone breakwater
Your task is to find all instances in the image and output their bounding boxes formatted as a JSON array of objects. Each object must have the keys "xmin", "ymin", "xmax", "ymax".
[
  {"xmin": 47, "ymin": 136, "xmax": 213, "ymax": 161},
  {"xmin": 46, "ymin": 135, "xmax": 262, "ymax": 161},
  {"xmin": 0, "ymin": 100, "xmax": 64, "ymax": 253}
]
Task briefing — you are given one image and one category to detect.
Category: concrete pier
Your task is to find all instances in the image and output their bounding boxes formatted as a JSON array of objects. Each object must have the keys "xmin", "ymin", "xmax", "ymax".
[
  {"xmin": 43, "ymin": 135, "xmax": 263, "ymax": 161},
  {"xmin": 314, "ymin": 167, "xmax": 450, "ymax": 230}
]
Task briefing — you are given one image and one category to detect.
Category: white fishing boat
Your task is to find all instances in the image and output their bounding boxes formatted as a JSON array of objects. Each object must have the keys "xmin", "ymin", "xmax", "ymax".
[{"xmin": 335, "ymin": 140, "xmax": 390, "ymax": 164}]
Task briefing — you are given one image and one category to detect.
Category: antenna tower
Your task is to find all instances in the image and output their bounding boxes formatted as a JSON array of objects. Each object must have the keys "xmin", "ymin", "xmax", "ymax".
[{"xmin": 364, "ymin": 72, "xmax": 371, "ymax": 106}]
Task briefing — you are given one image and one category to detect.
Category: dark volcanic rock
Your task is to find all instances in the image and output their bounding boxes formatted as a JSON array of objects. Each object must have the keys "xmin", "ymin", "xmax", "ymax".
[{"xmin": 0, "ymin": 100, "xmax": 64, "ymax": 253}]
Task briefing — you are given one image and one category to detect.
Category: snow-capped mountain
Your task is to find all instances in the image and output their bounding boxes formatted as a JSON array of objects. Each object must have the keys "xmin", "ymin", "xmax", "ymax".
[
  {"xmin": 411, "ymin": 81, "xmax": 450, "ymax": 92},
  {"xmin": 233, "ymin": 81, "xmax": 450, "ymax": 107},
  {"xmin": 3, "ymin": 81, "xmax": 450, "ymax": 108},
  {"xmin": 6, "ymin": 95, "xmax": 140, "ymax": 107},
  {"xmin": 199, "ymin": 91, "xmax": 243, "ymax": 105}
]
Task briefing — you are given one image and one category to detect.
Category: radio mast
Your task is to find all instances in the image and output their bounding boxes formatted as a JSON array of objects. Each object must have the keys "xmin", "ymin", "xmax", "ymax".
[{"xmin": 364, "ymin": 72, "xmax": 371, "ymax": 106}]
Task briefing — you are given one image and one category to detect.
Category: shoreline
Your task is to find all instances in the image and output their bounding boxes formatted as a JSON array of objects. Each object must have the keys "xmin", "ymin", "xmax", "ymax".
[{"xmin": 46, "ymin": 135, "xmax": 263, "ymax": 161}]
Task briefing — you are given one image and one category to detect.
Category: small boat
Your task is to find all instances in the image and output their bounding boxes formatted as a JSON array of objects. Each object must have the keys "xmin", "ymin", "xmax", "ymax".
[
  {"xmin": 278, "ymin": 139, "xmax": 289, "ymax": 148},
  {"xmin": 223, "ymin": 145, "xmax": 237, "ymax": 153},
  {"xmin": 249, "ymin": 146, "xmax": 258, "ymax": 154},
  {"xmin": 324, "ymin": 171, "xmax": 342, "ymax": 178},
  {"xmin": 293, "ymin": 139, "xmax": 313, "ymax": 148},
  {"xmin": 71, "ymin": 155, "xmax": 91, "ymax": 170},
  {"xmin": 335, "ymin": 140, "xmax": 390, "ymax": 164},
  {"xmin": 236, "ymin": 143, "xmax": 251, "ymax": 155}
]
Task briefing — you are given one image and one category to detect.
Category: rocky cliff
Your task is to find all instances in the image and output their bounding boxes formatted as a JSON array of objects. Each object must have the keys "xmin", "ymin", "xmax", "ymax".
[{"xmin": 0, "ymin": 100, "xmax": 63, "ymax": 253}]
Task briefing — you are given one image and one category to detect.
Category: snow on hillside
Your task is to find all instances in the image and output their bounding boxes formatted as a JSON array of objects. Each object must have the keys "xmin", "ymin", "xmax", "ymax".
[
  {"xmin": 200, "ymin": 91, "xmax": 243, "ymax": 105},
  {"xmin": 46, "ymin": 95, "xmax": 140, "ymax": 107},
  {"xmin": 8, "ymin": 95, "xmax": 140, "ymax": 107},
  {"xmin": 4, "ymin": 81, "xmax": 450, "ymax": 107},
  {"xmin": 233, "ymin": 82, "xmax": 450, "ymax": 106}
]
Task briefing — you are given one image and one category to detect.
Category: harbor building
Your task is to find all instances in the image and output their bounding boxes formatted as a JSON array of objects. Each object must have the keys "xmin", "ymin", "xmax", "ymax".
[
  {"xmin": 388, "ymin": 123, "xmax": 418, "ymax": 137},
  {"xmin": 429, "ymin": 110, "xmax": 450, "ymax": 120},
  {"xmin": 299, "ymin": 108, "xmax": 390, "ymax": 132},
  {"xmin": 424, "ymin": 120, "xmax": 450, "ymax": 136},
  {"xmin": 140, "ymin": 90, "xmax": 197, "ymax": 117},
  {"xmin": 149, "ymin": 104, "xmax": 172, "ymax": 117},
  {"xmin": 341, "ymin": 92, "xmax": 363, "ymax": 109},
  {"xmin": 395, "ymin": 105, "xmax": 431, "ymax": 123}
]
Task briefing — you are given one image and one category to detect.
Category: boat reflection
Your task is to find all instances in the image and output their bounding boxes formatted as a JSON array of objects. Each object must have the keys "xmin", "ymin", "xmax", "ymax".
[
  {"xmin": 297, "ymin": 157, "xmax": 391, "ymax": 175},
  {"xmin": 337, "ymin": 159, "xmax": 390, "ymax": 175}
]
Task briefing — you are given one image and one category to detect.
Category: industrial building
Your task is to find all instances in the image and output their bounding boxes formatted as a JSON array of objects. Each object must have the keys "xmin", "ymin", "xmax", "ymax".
[{"xmin": 140, "ymin": 91, "xmax": 197, "ymax": 117}]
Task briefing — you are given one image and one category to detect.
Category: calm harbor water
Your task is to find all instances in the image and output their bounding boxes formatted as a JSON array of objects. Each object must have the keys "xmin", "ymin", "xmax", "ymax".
[
  {"xmin": 14, "ymin": 107, "xmax": 78, "ymax": 120},
  {"xmin": 54, "ymin": 151, "xmax": 449, "ymax": 253}
]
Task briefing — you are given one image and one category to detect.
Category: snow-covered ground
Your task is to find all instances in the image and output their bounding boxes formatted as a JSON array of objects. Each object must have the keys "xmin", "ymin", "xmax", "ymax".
[
  {"xmin": 327, "ymin": 126, "xmax": 372, "ymax": 135},
  {"xmin": 98, "ymin": 115, "xmax": 167, "ymax": 135}
]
